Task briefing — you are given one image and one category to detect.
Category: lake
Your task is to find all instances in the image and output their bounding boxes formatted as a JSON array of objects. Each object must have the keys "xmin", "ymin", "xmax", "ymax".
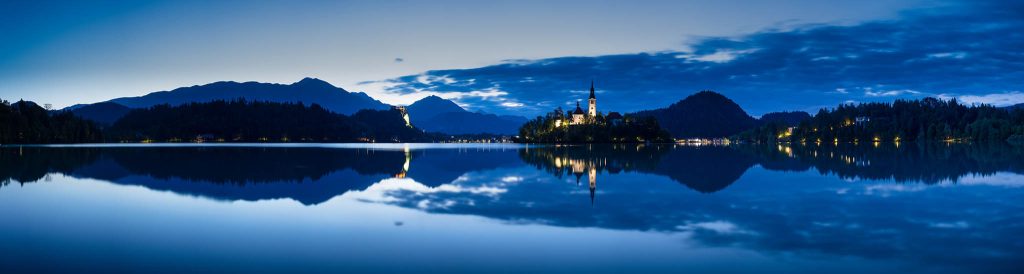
[{"xmin": 1, "ymin": 143, "xmax": 1022, "ymax": 273}]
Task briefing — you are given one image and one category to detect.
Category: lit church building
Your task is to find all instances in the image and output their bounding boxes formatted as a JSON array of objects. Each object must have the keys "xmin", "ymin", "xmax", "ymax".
[
  {"xmin": 570, "ymin": 81, "xmax": 598, "ymax": 125},
  {"xmin": 551, "ymin": 81, "xmax": 623, "ymax": 127}
]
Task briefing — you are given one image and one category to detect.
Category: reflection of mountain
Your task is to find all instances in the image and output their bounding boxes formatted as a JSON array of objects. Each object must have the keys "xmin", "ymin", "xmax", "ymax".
[
  {"xmin": 0, "ymin": 146, "xmax": 527, "ymax": 205},
  {"xmin": 519, "ymin": 145, "xmax": 756, "ymax": 193},
  {"xmin": 1, "ymin": 147, "xmax": 405, "ymax": 205}
]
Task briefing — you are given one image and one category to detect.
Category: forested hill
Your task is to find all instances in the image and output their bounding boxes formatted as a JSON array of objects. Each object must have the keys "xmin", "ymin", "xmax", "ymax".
[
  {"xmin": 633, "ymin": 91, "xmax": 758, "ymax": 138},
  {"xmin": 735, "ymin": 98, "xmax": 1024, "ymax": 143},
  {"xmin": 759, "ymin": 111, "xmax": 811, "ymax": 127},
  {"xmin": 0, "ymin": 99, "xmax": 103, "ymax": 144},
  {"xmin": 108, "ymin": 100, "xmax": 429, "ymax": 142}
]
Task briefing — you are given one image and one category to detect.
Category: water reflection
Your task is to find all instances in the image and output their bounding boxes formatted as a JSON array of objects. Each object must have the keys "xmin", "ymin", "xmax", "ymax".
[
  {"xmin": 0, "ymin": 146, "xmax": 525, "ymax": 205},
  {"xmin": 4, "ymin": 143, "xmax": 1024, "ymax": 202},
  {"xmin": 2, "ymin": 144, "xmax": 1023, "ymax": 272}
]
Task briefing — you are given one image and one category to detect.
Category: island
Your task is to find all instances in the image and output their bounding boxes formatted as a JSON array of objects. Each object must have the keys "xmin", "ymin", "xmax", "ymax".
[{"xmin": 515, "ymin": 82, "xmax": 672, "ymax": 143}]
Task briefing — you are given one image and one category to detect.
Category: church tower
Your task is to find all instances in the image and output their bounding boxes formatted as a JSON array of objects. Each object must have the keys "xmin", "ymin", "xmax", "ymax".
[{"xmin": 587, "ymin": 80, "xmax": 597, "ymax": 117}]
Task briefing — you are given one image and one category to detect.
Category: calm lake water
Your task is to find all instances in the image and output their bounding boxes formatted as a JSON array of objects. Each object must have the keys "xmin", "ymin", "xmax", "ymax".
[{"xmin": 1, "ymin": 143, "xmax": 1022, "ymax": 273}]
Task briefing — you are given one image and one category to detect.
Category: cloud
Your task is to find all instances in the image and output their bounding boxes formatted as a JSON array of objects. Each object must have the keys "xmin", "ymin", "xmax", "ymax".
[
  {"xmin": 954, "ymin": 91, "xmax": 1024, "ymax": 107},
  {"xmin": 676, "ymin": 49, "xmax": 760, "ymax": 63},
  {"xmin": 865, "ymin": 89, "xmax": 921, "ymax": 97},
  {"xmin": 370, "ymin": 2, "xmax": 1024, "ymax": 117}
]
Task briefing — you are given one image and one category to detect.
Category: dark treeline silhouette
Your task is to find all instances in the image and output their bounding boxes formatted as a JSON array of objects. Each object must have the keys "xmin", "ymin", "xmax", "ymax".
[
  {"xmin": 0, "ymin": 99, "xmax": 104, "ymax": 144},
  {"xmin": 108, "ymin": 99, "xmax": 430, "ymax": 142},
  {"xmin": 518, "ymin": 109, "xmax": 672, "ymax": 143},
  {"xmin": 736, "ymin": 98, "xmax": 1024, "ymax": 143},
  {"xmin": 759, "ymin": 111, "xmax": 811, "ymax": 127}
]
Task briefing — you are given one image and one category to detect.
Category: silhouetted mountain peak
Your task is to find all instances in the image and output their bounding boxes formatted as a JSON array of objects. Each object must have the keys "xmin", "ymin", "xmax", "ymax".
[
  {"xmin": 69, "ymin": 102, "xmax": 132, "ymax": 125},
  {"xmin": 670, "ymin": 91, "xmax": 740, "ymax": 109},
  {"xmin": 634, "ymin": 90, "xmax": 758, "ymax": 138},
  {"xmin": 404, "ymin": 95, "xmax": 526, "ymax": 135},
  {"xmin": 408, "ymin": 95, "xmax": 466, "ymax": 118},
  {"xmin": 100, "ymin": 78, "xmax": 388, "ymax": 115},
  {"xmin": 292, "ymin": 77, "xmax": 338, "ymax": 91}
]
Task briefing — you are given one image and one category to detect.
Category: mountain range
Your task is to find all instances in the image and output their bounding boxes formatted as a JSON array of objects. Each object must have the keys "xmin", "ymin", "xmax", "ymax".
[
  {"xmin": 57, "ymin": 77, "xmax": 824, "ymax": 138},
  {"xmin": 63, "ymin": 78, "xmax": 527, "ymax": 135}
]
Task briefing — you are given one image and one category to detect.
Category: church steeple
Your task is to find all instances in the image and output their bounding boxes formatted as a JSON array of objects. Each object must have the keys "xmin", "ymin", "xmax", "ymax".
[
  {"xmin": 589, "ymin": 80, "xmax": 595, "ymax": 99},
  {"xmin": 587, "ymin": 80, "xmax": 597, "ymax": 117}
]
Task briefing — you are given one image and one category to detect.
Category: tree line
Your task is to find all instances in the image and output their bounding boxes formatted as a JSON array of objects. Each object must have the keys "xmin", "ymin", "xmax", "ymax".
[
  {"xmin": 0, "ymin": 99, "xmax": 103, "ymax": 144},
  {"xmin": 1, "ymin": 98, "xmax": 433, "ymax": 144},
  {"xmin": 735, "ymin": 97, "xmax": 1024, "ymax": 144},
  {"xmin": 108, "ymin": 99, "xmax": 429, "ymax": 142},
  {"xmin": 518, "ymin": 107, "xmax": 672, "ymax": 143}
]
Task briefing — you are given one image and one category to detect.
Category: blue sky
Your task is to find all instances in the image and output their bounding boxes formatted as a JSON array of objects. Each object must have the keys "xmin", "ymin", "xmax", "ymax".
[{"xmin": 2, "ymin": 0, "xmax": 1021, "ymax": 116}]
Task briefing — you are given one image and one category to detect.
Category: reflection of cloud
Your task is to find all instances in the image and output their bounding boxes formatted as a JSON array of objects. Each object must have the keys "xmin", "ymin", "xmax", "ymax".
[
  {"xmin": 958, "ymin": 172, "xmax": 1024, "ymax": 187},
  {"xmin": 500, "ymin": 176, "xmax": 523, "ymax": 183},
  {"xmin": 351, "ymin": 178, "xmax": 508, "ymax": 204},
  {"xmin": 863, "ymin": 184, "xmax": 928, "ymax": 196},
  {"xmin": 365, "ymin": 145, "xmax": 1024, "ymax": 272}
]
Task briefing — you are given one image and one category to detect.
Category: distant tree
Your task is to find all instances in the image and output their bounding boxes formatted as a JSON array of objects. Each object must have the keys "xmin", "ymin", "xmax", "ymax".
[
  {"xmin": 734, "ymin": 97, "xmax": 1024, "ymax": 144},
  {"xmin": 0, "ymin": 99, "xmax": 103, "ymax": 144},
  {"xmin": 107, "ymin": 99, "xmax": 430, "ymax": 142},
  {"xmin": 517, "ymin": 108, "xmax": 671, "ymax": 143}
]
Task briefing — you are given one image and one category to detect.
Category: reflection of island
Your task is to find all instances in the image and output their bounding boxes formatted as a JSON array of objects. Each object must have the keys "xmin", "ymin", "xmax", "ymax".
[
  {"xmin": 520, "ymin": 144, "xmax": 758, "ymax": 195},
  {"xmin": 0, "ymin": 146, "xmax": 523, "ymax": 205},
  {"xmin": 518, "ymin": 143, "xmax": 1024, "ymax": 196}
]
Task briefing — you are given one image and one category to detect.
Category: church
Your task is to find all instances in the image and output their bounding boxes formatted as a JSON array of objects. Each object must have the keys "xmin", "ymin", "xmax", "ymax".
[{"xmin": 570, "ymin": 81, "xmax": 598, "ymax": 125}]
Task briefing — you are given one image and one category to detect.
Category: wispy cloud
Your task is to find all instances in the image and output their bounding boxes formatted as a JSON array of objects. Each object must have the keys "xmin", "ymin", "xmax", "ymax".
[
  {"xmin": 368, "ymin": 2, "xmax": 1024, "ymax": 116},
  {"xmin": 954, "ymin": 91, "xmax": 1024, "ymax": 107}
]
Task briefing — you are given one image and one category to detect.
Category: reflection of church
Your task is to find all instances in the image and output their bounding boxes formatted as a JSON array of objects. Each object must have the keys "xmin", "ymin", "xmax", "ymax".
[{"xmin": 555, "ymin": 156, "xmax": 599, "ymax": 205}]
